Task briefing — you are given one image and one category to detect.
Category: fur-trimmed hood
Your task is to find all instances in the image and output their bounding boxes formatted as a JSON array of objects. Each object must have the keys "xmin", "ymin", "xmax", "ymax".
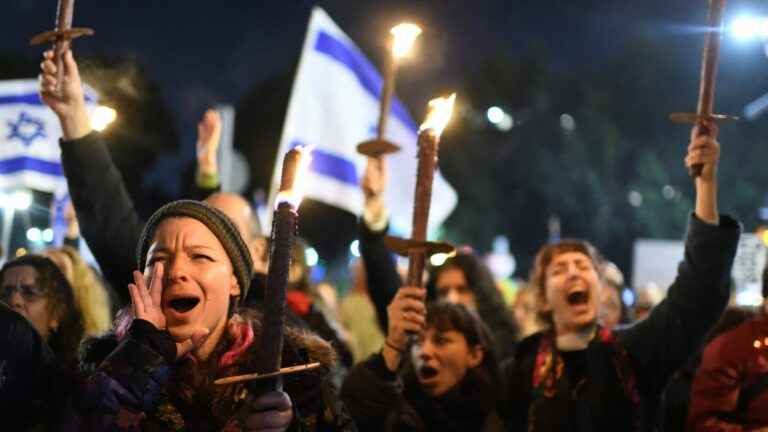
[
  {"xmin": 77, "ymin": 307, "xmax": 345, "ymax": 430},
  {"xmin": 80, "ymin": 306, "xmax": 336, "ymax": 373},
  {"xmin": 235, "ymin": 307, "xmax": 337, "ymax": 370}
]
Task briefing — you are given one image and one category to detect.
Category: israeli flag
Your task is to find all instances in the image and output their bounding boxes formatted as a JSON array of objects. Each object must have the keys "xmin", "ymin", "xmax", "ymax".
[
  {"xmin": 0, "ymin": 79, "xmax": 96, "ymax": 193},
  {"xmin": 270, "ymin": 7, "xmax": 458, "ymax": 235}
]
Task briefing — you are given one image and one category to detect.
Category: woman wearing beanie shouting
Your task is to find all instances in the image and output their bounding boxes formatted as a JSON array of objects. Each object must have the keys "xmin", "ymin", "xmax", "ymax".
[{"xmin": 72, "ymin": 201, "xmax": 355, "ymax": 431}]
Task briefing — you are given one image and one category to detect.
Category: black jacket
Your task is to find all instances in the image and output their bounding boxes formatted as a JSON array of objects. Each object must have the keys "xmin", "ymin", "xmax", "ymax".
[
  {"xmin": 358, "ymin": 220, "xmax": 402, "ymax": 332},
  {"xmin": 501, "ymin": 214, "xmax": 741, "ymax": 432},
  {"xmin": 341, "ymin": 353, "xmax": 504, "ymax": 432},
  {"xmin": 0, "ymin": 303, "xmax": 56, "ymax": 429}
]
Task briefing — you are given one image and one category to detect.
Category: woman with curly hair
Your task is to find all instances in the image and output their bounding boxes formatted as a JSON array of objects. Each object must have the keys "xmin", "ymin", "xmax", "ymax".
[
  {"xmin": 1, "ymin": 254, "xmax": 85, "ymax": 369},
  {"xmin": 426, "ymin": 252, "xmax": 519, "ymax": 358},
  {"xmin": 45, "ymin": 245, "xmax": 113, "ymax": 336}
]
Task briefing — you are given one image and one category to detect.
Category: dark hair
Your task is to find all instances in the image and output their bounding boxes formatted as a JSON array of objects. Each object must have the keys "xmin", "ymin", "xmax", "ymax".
[
  {"xmin": 0, "ymin": 254, "xmax": 84, "ymax": 368},
  {"xmin": 426, "ymin": 252, "xmax": 518, "ymax": 356},
  {"xmin": 529, "ymin": 239, "xmax": 603, "ymax": 324},
  {"xmin": 424, "ymin": 301, "xmax": 500, "ymax": 392}
]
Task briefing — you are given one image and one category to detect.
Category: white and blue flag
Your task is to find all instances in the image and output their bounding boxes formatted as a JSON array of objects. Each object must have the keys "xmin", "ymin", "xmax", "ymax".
[
  {"xmin": 270, "ymin": 7, "xmax": 457, "ymax": 235},
  {"xmin": 0, "ymin": 79, "xmax": 96, "ymax": 193}
]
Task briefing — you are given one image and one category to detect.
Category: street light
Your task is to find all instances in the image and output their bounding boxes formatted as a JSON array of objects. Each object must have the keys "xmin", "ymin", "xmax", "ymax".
[
  {"xmin": 730, "ymin": 16, "xmax": 768, "ymax": 41},
  {"xmin": 1, "ymin": 190, "xmax": 33, "ymax": 210},
  {"xmin": 349, "ymin": 240, "xmax": 360, "ymax": 258},
  {"xmin": 91, "ymin": 105, "xmax": 117, "ymax": 132},
  {"xmin": 730, "ymin": 15, "xmax": 768, "ymax": 119},
  {"xmin": 305, "ymin": 247, "xmax": 319, "ymax": 267},
  {"xmin": 485, "ymin": 106, "xmax": 514, "ymax": 131}
]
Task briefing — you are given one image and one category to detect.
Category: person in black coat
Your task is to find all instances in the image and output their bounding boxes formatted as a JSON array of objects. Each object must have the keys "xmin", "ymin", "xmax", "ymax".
[
  {"xmin": 358, "ymin": 157, "xmax": 518, "ymax": 358},
  {"xmin": 501, "ymin": 122, "xmax": 741, "ymax": 431},
  {"xmin": 0, "ymin": 302, "xmax": 55, "ymax": 429},
  {"xmin": 39, "ymin": 49, "xmax": 262, "ymax": 307},
  {"xmin": 341, "ymin": 300, "xmax": 504, "ymax": 432},
  {"xmin": 39, "ymin": 48, "xmax": 356, "ymax": 373}
]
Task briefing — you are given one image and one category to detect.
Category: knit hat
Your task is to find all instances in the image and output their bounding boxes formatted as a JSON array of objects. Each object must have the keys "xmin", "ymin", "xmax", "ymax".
[{"xmin": 136, "ymin": 200, "xmax": 254, "ymax": 302}]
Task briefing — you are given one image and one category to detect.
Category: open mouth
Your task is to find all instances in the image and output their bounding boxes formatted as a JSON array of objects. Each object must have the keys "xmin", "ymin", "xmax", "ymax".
[
  {"xmin": 566, "ymin": 291, "xmax": 589, "ymax": 306},
  {"xmin": 419, "ymin": 366, "xmax": 439, "ymax": 380},
  {"xmin": 167, "ymin": 297, "xmax": 200, "ymax": 313}
]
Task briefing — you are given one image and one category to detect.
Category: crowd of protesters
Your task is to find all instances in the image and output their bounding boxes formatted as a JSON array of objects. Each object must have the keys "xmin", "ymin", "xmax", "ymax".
[{"xmin": 2, "ymin": 46, "xmax": 767, "ymax": 432}]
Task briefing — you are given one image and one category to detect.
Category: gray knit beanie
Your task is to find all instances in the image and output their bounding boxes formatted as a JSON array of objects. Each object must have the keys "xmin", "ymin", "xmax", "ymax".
[{"xmin": 136, "ymin": 200, "xmax": 253, "ymax": 302}]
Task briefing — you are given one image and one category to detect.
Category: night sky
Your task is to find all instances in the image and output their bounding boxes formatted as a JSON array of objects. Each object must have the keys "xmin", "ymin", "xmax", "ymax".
[
  {"xmin": 2, "ymin": 0, "xmax": 768, "ymax": 218},
  {"xmin": 5, "ymin": 0, "xmax": 766, "ymax": 145}
]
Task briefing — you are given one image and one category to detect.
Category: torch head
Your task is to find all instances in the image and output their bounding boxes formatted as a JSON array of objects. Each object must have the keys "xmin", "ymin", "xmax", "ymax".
[
  {"xmin": 391, "ymin": 23, "xmax": 422, "ymax": 60},
  {"xmin": 419, "ymin": 94, "xmax": 456, "ymax": 138},
  {"xmin": 276, "ymin": 146, "xmax": 313, "ymax": 209}
]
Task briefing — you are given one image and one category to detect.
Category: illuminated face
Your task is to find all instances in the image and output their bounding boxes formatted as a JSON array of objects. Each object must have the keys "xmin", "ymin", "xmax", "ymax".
[
  {"xmin": 145, "ymin": 217, "xmax": 240, "ymax": 343},
  {"xmin": 412, "ymin": 327, "xmax": 483, "ymax": 397},
  {"xmin": 541, "ymin": 252, "xmax": 601, "ymax": 335},
  {"xmin": 435, "ymin": 268, "xmax": 477, "ymax": 311},
  {"xmin": 1, "ymin": 265, "xmax": 57, "ymax": 341}
]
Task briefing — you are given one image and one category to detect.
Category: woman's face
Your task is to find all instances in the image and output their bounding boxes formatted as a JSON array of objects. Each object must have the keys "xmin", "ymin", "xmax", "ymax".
[
  {"xmin": 541, "ymin": 252, "xmax": 601, "ymax": 335},
  {"xmin": 411, "ymin": 327, "xmax": 483, "ymax": 397},
  {"xmin": 145, "ymin": 217, "xmax": 240, "ymax": 343},
  {"xmin": 1, "ymin": 265, "xmax": 57, "ymax": 341},
  {"xmin": 435, "ymin": 267, "xmax": 477, "ymax": 311}
]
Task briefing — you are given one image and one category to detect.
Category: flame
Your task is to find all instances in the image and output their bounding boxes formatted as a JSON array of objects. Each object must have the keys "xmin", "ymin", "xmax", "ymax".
[
  {"xmin": 276, "ymin": 145, "xmax": 313, "ymax": 209},
  {"xmin": 419, "ymin": 93, "xmax": 456, "ymax": 136},
  {"xmin": 390, "ymin": 23, "xmax": 422, "ymax": 60}
]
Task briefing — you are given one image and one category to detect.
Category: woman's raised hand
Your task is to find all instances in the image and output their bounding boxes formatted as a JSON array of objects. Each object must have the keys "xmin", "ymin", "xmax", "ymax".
[{"xmin": 128, "ymin": 263, "xmax": 210, "ymax": 358}]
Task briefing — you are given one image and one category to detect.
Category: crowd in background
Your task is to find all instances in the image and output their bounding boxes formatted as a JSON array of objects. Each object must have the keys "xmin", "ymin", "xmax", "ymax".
[{"xmin": 1, "ymin": 47, "xmax": 766, "ymax": 432}]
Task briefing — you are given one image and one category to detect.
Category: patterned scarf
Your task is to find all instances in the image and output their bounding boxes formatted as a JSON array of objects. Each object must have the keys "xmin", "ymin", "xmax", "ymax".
[{"xmin": 529, "ymin": 328, "xmax": 640, "ymax": 431}]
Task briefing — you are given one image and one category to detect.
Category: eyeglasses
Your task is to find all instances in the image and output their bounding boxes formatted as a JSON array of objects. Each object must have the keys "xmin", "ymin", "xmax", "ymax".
[{"xmin": 0, "ymin": 283, "xmax": 46, "ymax": 302}]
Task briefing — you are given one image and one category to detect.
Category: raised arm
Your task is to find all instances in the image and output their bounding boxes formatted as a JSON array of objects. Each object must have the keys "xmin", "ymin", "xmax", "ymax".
[
  {"xmin": 359, "ymin": 157, "xmax": 403, "ymax": 331},
  {"xmin": 189, "ymin": 108, "xmax": 223, "ymax": 200},
  {"xmin": 621, "ymin": 121, "xmax": 740, "ymax": 395},
  {"xmin": 689, "ymin": 123, "xmax": 719, "ymax": 225},
  {"xmin": 40, "ymin": 49, "xmax": 142, "ymax": 305},
  {"xmin": 340, "ymin": 285, "xmax": 426, "ymax": 431}
]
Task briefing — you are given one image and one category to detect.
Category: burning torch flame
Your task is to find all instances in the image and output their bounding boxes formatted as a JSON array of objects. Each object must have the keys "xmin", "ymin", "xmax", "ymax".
[
  {"xmin": 391, "ymin": 23, "xmax": 422, "ymax": 60},
  {"xmin": 276, "ymin": 146, "xmax": 313, "ymax": 209},
  {"xmin": 419, "ymin": 93, "xmax": 456, "ymax": 137}
]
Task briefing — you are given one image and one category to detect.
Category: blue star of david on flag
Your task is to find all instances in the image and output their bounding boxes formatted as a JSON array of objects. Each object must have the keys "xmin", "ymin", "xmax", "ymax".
[{"xmin": 6, "ymin": 111, "xmax": 47, "ymax": 147}]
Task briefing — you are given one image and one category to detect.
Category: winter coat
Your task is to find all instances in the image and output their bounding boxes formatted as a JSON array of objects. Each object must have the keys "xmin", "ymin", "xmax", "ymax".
[
  {"xmin": 70, "ymin": 309, "xmax": 357, "ymax": 431},
  {"xmin": 501, "ymin": 214, "xmax": 741, "ymax": 432},
  {"xmin": 341, "ymin": 353, "xmax": 504, "ymax": 432},
  {"xmin": 0, "ymin": 303, "xmax": 56, "ymax": 430},
  {"xmin": 687, "ymin": 314, "xmax": 768, "ymax": 431}
]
